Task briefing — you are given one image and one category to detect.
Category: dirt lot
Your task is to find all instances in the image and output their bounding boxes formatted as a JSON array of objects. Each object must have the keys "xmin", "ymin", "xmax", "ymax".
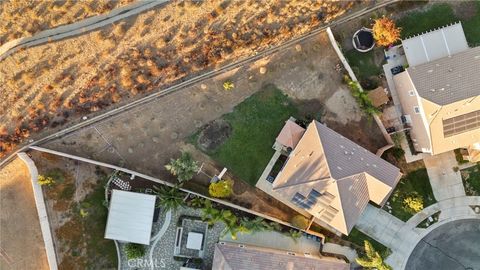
[
  {"xmin": 0, "ymin": 0, "xmax": 135, "ymax": 45},
  {"xmin": 0, "ymin": 157, "xmax": 49, "ymax": 270},
  {"xmin": 0, "ymin": 0, "xmax": 364, "ymax": 158},
  {"xmin": 40, "ymin": 31, "xmax": 386, "ymax": 225},
  {"xmin": 29, "ymin": 151, "xmax": 116, "ymax": 270}
]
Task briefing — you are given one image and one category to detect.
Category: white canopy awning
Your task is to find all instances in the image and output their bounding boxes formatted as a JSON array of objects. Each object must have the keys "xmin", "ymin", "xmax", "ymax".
[{"xmin": 105, "ymin": 190, "xmax": 156, "ymax": 245}]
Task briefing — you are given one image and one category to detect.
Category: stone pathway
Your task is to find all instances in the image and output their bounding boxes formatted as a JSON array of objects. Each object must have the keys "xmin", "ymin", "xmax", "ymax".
[{"xmin": 423, "ymin": 151, "xmax": 466, "ymax": 201}]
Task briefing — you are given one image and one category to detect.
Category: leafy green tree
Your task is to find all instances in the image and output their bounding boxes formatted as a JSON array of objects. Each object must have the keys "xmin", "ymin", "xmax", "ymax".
[
  {"xmin": 165, "ymin": 152, "xmax": 199, "ymax": 184},
  {"xmin": 38, "ymin": 175, "xmax": 55, "ymax": 186},
  {"xmin": 153, "ymin": 185, "xmax": 185, "ymax": 211},
  {"xmin": 209, "ymin": 179, "xmax": 234, "ymax": 198},
  {"xmin": 356, "ymin": 240, "xmax": 392, "ymax": 270},
  {"xmin": 403, "ymin": 192, "xmax": 423, "ymax": 214},
  {"xmin": 124, "ymin": 243, "xmax": 145, "ymax": 259}
]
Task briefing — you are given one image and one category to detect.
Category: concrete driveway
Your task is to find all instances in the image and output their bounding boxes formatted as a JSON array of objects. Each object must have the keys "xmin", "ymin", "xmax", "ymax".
[
  {"xmin": 405, "ymin": 219, "xmax": 480, "ymax": 270},
  {"xmin": 423, "ymin": 151, "xmax": 466, "ymax": 201}
]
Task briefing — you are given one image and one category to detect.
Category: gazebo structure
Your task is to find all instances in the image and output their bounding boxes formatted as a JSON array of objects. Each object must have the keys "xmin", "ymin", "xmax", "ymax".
[{"xmin": 104, "ymin": 190, "xmax": 156, "ymax": 245}]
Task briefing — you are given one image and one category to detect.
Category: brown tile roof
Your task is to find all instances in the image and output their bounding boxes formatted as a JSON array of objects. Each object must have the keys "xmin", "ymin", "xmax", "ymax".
[
  {"xmin": 212, "ymin": 242, "xmax": 349, "ymax": 270},
  {"xmin": 272, "ymin": 121, "xmax": 402, "ymax": 234},
  {"xmin": 407, "ymin": 46, "xmax": 480, "ymax": 105},
  {"xmin": 276, "ymin": 120, "xmax": 306, "ymax": 149}
]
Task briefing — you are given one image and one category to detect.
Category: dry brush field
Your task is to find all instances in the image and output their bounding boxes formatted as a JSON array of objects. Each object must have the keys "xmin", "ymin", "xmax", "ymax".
[
  {"xmin": 0, "ymin": 0, "xmax": 135, "ymax": 45},
  {"xmin": 0, "ymin": 0, "xmax": 361, "ymax": 158}
]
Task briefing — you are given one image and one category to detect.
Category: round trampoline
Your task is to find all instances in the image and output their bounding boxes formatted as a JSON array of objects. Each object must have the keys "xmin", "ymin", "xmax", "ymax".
[{"xmin": 352, "ymin": 27, "xmax": 375, "ymax": 52}]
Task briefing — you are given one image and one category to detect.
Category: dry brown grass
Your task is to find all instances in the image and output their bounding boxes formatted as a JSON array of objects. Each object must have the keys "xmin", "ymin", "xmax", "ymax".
[
  {"xmin": 0, "ymin": 0, "xmax": 135, "ymax": 45},
  {"xmin": 0, "ymin": 0, "xmax": 363, "ymax": 158}
]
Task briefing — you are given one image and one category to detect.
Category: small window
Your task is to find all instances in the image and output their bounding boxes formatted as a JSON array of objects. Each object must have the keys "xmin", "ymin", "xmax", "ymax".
[
  {"xmin": 409, "ymin": 90, "xmax": 415, "ymax": 96},
  {"xmin": 414, "ymin": 106, "xmax": 421, "ymax": 114}
]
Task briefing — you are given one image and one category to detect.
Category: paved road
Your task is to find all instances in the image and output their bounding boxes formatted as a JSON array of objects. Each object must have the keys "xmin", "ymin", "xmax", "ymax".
[{"xmin": 405, "ymin": 219, "xmax": 480, "ymax": 270}]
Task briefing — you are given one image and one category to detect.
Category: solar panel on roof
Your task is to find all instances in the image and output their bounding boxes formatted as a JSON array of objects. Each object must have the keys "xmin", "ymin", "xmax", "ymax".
[{"xmin": 443, "ymin": 109, "xmax": 480, "ymax": 137}]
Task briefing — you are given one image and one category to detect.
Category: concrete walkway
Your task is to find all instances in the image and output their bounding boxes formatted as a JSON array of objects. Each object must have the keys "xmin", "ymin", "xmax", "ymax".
[
  {"xmin": 424, "ymin": 151, "xmax": 466, "ymax": 201},
  {"xmin": 322, "ymin": 243, "xmax": 358, "ymax": 264}
]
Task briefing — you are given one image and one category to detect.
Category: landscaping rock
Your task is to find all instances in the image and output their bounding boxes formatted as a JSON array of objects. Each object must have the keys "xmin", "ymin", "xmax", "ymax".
[
  {"xmin": 152, "ymin": 136, "xmax": 160, "ymax": 143},
  {"xmin": 259, "ymin": 66, "xmax": 267, "ymax": 74},
  {"xmin": 197, "ymin": 119, "xmax": 232, "ymax": 152}
]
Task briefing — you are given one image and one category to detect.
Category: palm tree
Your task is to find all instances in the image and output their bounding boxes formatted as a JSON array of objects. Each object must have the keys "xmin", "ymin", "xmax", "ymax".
[
  {"xmin": 165, "ymin": 151, "xmax": 199, "ymax": 184},
  {"xmin": 153, "ymin": 185, "xmax": 184, "ymax": 211},
  {"xmin": 240, "ymin": 217, "xmax": 273, "ymax": 232},
  {"xmin": 356, "ymin": 240, "xmax": 392, "ymax": 270},
  {"xmin": 287, "ymin": 229, "xmax": 302, "ymax": 242}
]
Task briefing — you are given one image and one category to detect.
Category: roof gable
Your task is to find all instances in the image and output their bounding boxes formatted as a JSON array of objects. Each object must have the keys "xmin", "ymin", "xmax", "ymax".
[
  {"xmin": 407, "ymin": 46, "xmax": 480, "ymax": 105},
  {"xmin": 212, "ymin": 243, "xmax": 350, "ymax": 270},
  {"xmin": 315, "ymin": 121, "xmax": 401, "ymax": 186}
]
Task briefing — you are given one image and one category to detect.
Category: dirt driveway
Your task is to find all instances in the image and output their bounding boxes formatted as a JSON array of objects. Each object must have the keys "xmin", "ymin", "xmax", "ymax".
[{"xmin": 0, "ymin": 157, "xmax": 48, "ymax": 270}]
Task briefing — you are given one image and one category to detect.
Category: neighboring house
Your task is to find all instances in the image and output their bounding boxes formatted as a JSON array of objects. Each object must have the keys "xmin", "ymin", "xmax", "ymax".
[
  {"xmin": 393, "ymin": 22, "xmax": 480, "ymax": 155},
  {"xmin": 212, "ymin": 242, "xmax": 349, "ymax": 270},
  {"xmin": 269, "ymin": 120, "xmax": 402, "ymax": 235}
]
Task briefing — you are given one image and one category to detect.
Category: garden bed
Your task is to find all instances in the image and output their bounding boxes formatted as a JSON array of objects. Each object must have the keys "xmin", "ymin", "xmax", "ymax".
[
  {"xmin": 384, "ymin": 168, "xmax": 436, "ymax": 222},
  {"xmin": 342, "ymin": 228, "xmax": 390, "ymax": 257},
  {"xmin": 461, "ymin": 164, "xmax": 480, "ymax": 196}
]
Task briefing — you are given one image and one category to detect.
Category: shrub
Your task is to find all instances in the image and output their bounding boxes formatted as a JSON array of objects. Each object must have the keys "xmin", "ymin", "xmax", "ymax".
[
  {"xmin": 38, "ymin": 175, "xmax": 55, "ymax": 186},
  {"xmin": 124, "ymin": 243, "xmax": 145, "ymax": 260},
  {"xmin": 403, "ymin": 192, "xmax": 424, "ymax": 214},
  {"xmin": 153, "ymin": 185, "xmax": 185, "ymax": 211},
  {"xmin": 345, "ymin": 76, "xmax": 380, "ymax": 116},
  {"xmin": 391, "ymin": 147, "xmax": 405, "ymax": 160},
  {"xmin": 209, "ymin": 179, "xmax": 234, "ymax": 198},
  {"xmin": 290, "ymin": 215, "xmax": 309, "ymax": 230},
  {"xmin": 372, "ymin": 16, "xmax": 401, "ymax": 47},
  {"xmin": 223, "ymin": 81, "xmax": 234, "ymax": 91},
  {"xmin": 165, "ymin": 151, "xmax": 199, "ymax": 183}
]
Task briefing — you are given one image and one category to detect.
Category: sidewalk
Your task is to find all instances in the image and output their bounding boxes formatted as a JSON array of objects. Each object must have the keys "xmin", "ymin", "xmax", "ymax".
[{"xmin": 423, "ymin": 151, "xmax": 465, "ymax": 201}]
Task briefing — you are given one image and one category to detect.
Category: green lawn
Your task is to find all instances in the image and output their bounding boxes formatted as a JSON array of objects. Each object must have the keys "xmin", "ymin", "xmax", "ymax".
[
  {"xmin": 397, "ymin": 2, "xmax": 480, "ymax": 45},
  {"xmin": 343, "ymin": 228, "xmax": 390, "ymax": 257},
  {"xmin": 344, "ymin": 48, "xmax": 383, "ymax": 82},
  {"xmin": 461, "ymin": 164, "xmax": 480, "ymax": 196},
  {"xmin": 385, "ymin": 168, "xmax": 436, "ymax": 222},
  {"xmin": 210, "ymin": 85, "xmax": 298, "ymax": 185}
]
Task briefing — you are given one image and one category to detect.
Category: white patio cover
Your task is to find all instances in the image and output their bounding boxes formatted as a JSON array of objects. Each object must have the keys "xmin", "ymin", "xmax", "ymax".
[{"xmin": 105, "ymin": 190, "xmax": 156, "ymax": 245}]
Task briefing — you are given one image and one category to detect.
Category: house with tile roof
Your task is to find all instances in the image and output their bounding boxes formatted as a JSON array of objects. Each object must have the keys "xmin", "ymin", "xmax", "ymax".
[
  {"xmin": 212, "ymin": 242, "xmax": 349, "ymax": 270},
  {"xmin": 267, "ymin": 120, "xmax": 402, "ymax": 235},
  {"xmin": 392, "ymin": 22, "xmax": 480, "ymax": 156}
]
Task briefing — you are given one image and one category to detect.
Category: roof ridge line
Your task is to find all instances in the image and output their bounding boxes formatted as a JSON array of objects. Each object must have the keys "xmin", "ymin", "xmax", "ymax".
[{"xmin": 272, "ymin": 176, "xmax": 333, "ymax": 191}]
